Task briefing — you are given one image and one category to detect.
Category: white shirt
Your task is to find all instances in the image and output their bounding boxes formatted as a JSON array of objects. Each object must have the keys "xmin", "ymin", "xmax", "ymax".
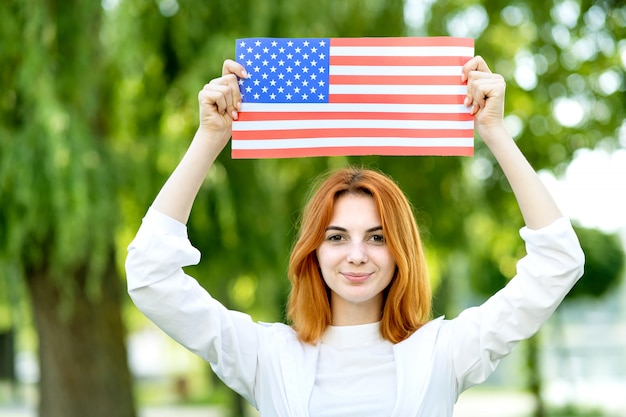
[
  {"xmin": 310, "ymin": 322, "xmax": 395, "ymax": 416},
  {"xmin": 126, "ymin": 208, "xmax": 584, "ymax": 417}
]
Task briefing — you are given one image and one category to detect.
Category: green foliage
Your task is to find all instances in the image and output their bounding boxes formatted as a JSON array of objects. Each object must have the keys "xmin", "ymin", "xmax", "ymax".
[{"xmin": 569, "ymin": 226, "xmax": 625, "ymax": 298}]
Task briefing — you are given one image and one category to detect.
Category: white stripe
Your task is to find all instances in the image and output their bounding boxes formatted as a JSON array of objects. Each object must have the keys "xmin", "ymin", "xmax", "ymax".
[
  {"xmin": 329, "ymin": 65, "xmax": 463, "ymax": 76},
  {"xmin": 232, "ymin": 137, "xmax": 474, "ymax": 149},
  {"xmin": 330, "ymin": 46, "xmax": 474, "ymax": 57},
  {"xmin": 239, "ymin": 103, "xmax": 470, "ymax": 113},
  {"xmin": 328, "ymin": 84, "xmax": 467, "ymax": 95},
  {"xmin": 232, "ymin": 119, "xmax": 473, "ymax": 131}
]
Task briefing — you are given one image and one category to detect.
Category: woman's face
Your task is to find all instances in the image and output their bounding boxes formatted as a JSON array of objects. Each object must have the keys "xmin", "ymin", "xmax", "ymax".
[{"xmin": 316, "ymin": 193, "xmax": 396, "ymax": 325}]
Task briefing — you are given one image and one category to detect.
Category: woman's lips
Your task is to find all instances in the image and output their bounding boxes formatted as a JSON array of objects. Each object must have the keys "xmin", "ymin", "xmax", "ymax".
[{"xmin": 341, "ymin": 272, "xmax": 372, "ymax": 283}]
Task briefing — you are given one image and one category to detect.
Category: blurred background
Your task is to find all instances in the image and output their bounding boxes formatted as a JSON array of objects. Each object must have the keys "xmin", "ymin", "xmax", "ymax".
[{"xmin": 0, "ymin": 0, "xmax": 625, "ymax": 416}]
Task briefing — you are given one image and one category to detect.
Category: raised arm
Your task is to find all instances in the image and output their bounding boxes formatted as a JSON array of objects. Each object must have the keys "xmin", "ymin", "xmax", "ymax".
[
  {"xmin": 152, "ymin": 60, "xmax": 247, "ymax": 224},
  {"xmin": 462, "ymin": 56, "xmax": 562, "ymax": 230}
]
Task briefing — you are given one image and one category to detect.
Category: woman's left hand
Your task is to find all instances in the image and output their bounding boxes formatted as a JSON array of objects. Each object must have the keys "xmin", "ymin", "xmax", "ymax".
[{"xmin": 462, "ymin": 56, "xmax": 507, "ymax": 143}]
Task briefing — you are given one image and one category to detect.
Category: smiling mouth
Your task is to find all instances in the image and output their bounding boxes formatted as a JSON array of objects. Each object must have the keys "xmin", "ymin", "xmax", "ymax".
[{"xmin": 341, "ymin": 272, "xmax": 372, "ymax": 283}]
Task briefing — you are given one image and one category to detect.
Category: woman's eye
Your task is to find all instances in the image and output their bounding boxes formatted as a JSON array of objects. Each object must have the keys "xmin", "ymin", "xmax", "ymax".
[
  {"xmin": 327, "ymin": 234, "xmax": 344, "ymax": 241},
  {"xmin": 370, "ymin": 234, "xmax": 385, "ymax": 243}
]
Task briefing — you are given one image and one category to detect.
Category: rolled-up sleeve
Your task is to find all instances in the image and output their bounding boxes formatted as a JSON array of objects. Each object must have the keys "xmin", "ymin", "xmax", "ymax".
[
  {"xmin": 126, "ymin": 208, "xmax": 259, "ymax": 405},
  {"xmin": 447, "ymin": 217, "xmax": 585, "ymax": 393}
]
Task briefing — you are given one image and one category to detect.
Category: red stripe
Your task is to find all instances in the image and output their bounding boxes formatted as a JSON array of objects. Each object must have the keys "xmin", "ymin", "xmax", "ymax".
[
  {"xmin": 237, "ymin": 111, "xmax": 473, "ymax": 122},
  {"xmin": 329, "ymin": 75, "xmax": 463, "ymax": 85},
  {"xmin": 329, "ymin": 56, "xmax": 470, "ymax": 66},
  {"xmin": 232, "ymin": 128, "xmax": 474, "ymax": 140},
  {"xmin": 233, "ymin": 146, "xmax": 474, "ymax": 158},
  {"xmin": 329, "ymin": 94, "xmax": 465, "ymax": 105},
  {"xmin": 330, "ymin": 37, "xmax": 475, "ymax": 48}
]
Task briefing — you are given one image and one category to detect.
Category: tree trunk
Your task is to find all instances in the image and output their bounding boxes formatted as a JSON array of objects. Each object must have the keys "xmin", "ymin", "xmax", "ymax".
[{"xmin": 25, "ymin": 258, "xmax": 136, "ymax": 417}]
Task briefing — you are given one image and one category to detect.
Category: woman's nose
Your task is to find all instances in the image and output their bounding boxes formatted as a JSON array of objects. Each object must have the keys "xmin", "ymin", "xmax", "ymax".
[{"xmin": 346, "ymin": 242, "xmax": 368, "ymax": 265}]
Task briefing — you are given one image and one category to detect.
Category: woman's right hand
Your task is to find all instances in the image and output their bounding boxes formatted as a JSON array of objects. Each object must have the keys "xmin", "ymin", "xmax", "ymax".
[{"xmin": 197, "ymin": 59, "xmax": 247, "ymax": 142}]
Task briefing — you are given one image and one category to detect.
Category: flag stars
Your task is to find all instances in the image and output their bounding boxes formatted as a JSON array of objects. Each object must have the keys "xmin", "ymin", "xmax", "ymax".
[{"xmin": 236, "ymin": 38, "xmax": 330, "ymax": 103}]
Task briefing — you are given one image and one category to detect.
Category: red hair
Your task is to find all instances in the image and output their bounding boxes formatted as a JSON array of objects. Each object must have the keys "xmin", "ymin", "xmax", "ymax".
[{"xmin": 287, "ymin": 167, "xmax": 432, "ymax": 344}]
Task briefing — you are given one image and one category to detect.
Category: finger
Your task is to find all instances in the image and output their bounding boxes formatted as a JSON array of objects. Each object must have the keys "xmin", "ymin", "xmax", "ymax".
[
  {"xmin": 209, "ymin": 75, "xmax": 241, "ymax": 119},
  {"xmin": 200, "ymin": 83, "xmax": 231, "ymax": 116},
  {"xmin": 222, "ymin": 59, "xmax": 248, "ymax": 80},
  {"xmin": 464, "ymin": 71, "xmax": 500, "ymax": 109},
  {"xmin": 461, "ymin": 55, "xmax": 491, "ymax": 83}
]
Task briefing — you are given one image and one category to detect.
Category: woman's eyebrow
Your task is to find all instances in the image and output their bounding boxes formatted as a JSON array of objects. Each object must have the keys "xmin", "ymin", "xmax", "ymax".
[{"xmin": 325, "ymin": 226, "xmax": 383, "ymax": 232}]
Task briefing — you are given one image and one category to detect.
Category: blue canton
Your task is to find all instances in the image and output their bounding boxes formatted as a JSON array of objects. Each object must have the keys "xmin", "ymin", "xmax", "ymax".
[{"xmin": 236, "ymin": 38, "xmax": 331, "ymax": 104}]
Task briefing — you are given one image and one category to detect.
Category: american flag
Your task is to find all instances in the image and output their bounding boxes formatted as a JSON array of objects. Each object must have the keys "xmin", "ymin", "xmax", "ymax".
[{"xmin": 232, "ymin": 37, "xmax": 474, "ymax": 159}]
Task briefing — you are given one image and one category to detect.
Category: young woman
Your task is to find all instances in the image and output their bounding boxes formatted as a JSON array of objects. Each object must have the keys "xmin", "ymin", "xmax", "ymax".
[{"xmin": 126, "ymin": 56, "xmax": 584, "ymax": 416}]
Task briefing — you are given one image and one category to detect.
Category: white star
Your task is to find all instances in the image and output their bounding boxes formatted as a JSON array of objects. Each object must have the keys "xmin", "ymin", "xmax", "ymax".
[
  {"xmin": 254, "ymin": 66, "xmax": 260, "ymax": 72},
  {"xmin": 239, "ymin": 41, "xmax": 246, "ymax": 47},
  {"xmin": 254, "ymin": 53, "xmax": 261, "ymax": 59},
  {"xmin": 310, "ymin": 60, "xmax": 317, "ymax": 67},
  {"xmin": 247, "ymin": 47, "xmax": 253, "ymax": 53},
  {"xmin": 246, "ymin": 60, "xmax": 252, "ymax": 66},
  {"xmin": 295, "ymin": 47, "xmax": 301, "ymax": 53},
  {"xmin": 319, "ymin": 40, "xmax": 326, "ymax": 46},
  {"xmin": 302, "ymin": 53, "xmax": 309, "ymax": 60},
  {"xmin": 278, "ymin": 73, "xmax": 285, "ymax": 80},
  {"xmin": 271, "ymin": 41, "xmax": 278, "ymax": 47},
  {"xmin": 310, "ymin": 87, "xmax": 316, "ymax": 93},
  {"xmin": 294, "ymin": 87, "xmax": 300, "ymax": 93},
  {"xmin": 302, "ymin": 93, "xmax": 308, "ymax": 100},
  {"xmin": 254, "ymin": 79, "xmax": 260, "ymax": 86},
  {"xmin": 278, "ymin": 87, "xmax": 284, "ymax": 93},
  {"xmin": 270, "ymin": 80, "xmax": 277, "ymax": 86},
  {"xmin": 318, "ymin": 80, "xmax": 325, "ymax": 86},
  {"xmin": 270, "ymin": 53, "xmax": 277, "ymax": 59},
  {"xmin": 286, "ymin": 66, "xmax": 293, "ymax": 73},
  {"xmin": 286, "ymin": 80, "xmax": 293, "ymax": 86},
  {"xmin": 287, "ymin": 53, "xmax": 293, "ymax": 59},
  {"xmin": 255, "ymin": 40, "xmax": 261, "ymax": 47},
  {"xmin": 238, "ymin": 79, "xmax": 244, "ymax": 85},
  {"xmin": 303, "ymin": 41, "xmax": 309, "ymax": 47},
  {"xmin": 319, "ymin": 53, "xmax": 326, "ymax": 60},
  {"xmin": 278, "ymin": 60, "xmax": 285, "ymax": 66},
  {"xmin": 262, "ymin": 86, "xmax": 268, "ymax": 93},
  {"xmin": 294, "ymin": 60, "xmax": 301, "ymax": 66},
  {"xmin": 302, "ymin": 80, "xmax": 309, "ymax": 86},
  {"xmin": 310, "ymin": 74, "xmax": 317, "ymax": 80},
  {"xmin": 262, "ymin": 73, "xmax": 269, "ymax": 79},
  {"xmin": 239, "ymin": 54, "xmax": 245, "ymax": 60},
  {"xmin": 279, "ymin": 47, "xmax": 285, "ymax": 53},
  {"xmin": 270, "ymin": 66, "xmax": 277, "ymax": 73},
  {"xmin": 287, "ymin": 41, "xmax": 293, "ymax": 47},
  {"xmin": 254, "ymin": 93, "xmax": 260, "ymax": 99},
  {"xmin": 246, "ymin": 86, "xmax": 252, "ymax": 93},
  {"xmin": 270, "ymin": 93, "xmax": 276, "ymax": 100},
  {"xmin": 286, "ymin": 93, "xmax": 292, "ymax": 100},
  {"xmin": 311, "ymin": 47, "xmax": 317, "ymax": 53},
  {"xmin": 262, "ymin": 59, "xmax": 268, "ymax": 66},
  {"xmin": 263, "ymin": 47, "xmax": 269, "ymax": 53},
  {"xmin": 318, "ymin": 94, "xmax": 325, "ymax": 100},
  {"xmin": 302, "ymin": 67, "xmax": 308, "ymax": 73},
  {"xmin": 318, "ymin": 67, "xmax": 325, "ymax": 73},
  {"xmin": 294, "ymin": 73, "xmax": 301, "ymax": 80}
]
